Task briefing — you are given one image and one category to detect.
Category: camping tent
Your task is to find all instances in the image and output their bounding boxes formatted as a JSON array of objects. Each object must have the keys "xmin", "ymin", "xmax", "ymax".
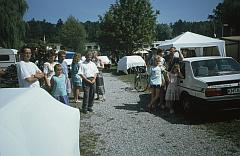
[
  {"xmin": 117, "ymin": 55, "xmax": 146, "ymax": 74},
  {"xmin": 0, "ymin": 88, "xmax": 80, "ymax": 156},
  {"xmin": 98, "ymin": 56, "xmax": 111, "ymax": 64},
  {"xmin": 133, "ymin": 49, "xmax": 149, "ymax": 54},
  {"xmin": 158, "ymin": 31, "xmax": 226, "ymax": 57}
]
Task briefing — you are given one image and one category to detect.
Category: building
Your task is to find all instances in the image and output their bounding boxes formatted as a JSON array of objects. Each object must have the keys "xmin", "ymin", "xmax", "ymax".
[{"xmin": 85, "ymin": 42, "xmax": 100, "ymax": 51}]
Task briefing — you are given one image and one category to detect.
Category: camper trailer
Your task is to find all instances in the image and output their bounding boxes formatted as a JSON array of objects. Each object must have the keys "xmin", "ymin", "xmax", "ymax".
[{"xmin": 0, "ymin": 48, "xmax": 19, "ymax": 70}]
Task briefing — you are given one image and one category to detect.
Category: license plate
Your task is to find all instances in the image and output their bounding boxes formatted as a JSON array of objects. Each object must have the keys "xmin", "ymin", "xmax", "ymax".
[{"xmin": 227, "ymin": 87, "xmax": 240, "ymax": 95}]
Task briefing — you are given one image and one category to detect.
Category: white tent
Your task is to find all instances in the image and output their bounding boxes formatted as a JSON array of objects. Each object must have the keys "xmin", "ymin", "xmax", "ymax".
[
  {"xmin": 133, "ymin": 49, "xmax": 149, "ymax": 54},
  {"xmin": 117, "ymin": 55, "xmax": 146, "ymax": 74},
  {"xmin": 158, "ymin": 31, "xmax": 226, "ymax": 57},
  {"xmin": 98, "ymin": 56, "xmax": 111, "ymax": 64},
  {"xmin": 0, "ymin": 88, "xmax": 80, "ymax": 156}
]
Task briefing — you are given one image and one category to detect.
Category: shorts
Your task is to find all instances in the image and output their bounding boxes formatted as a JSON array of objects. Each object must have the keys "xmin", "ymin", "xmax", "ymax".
[{"xmin": 150, "ymin": 84, "xmax": 161, "ymax": 89}]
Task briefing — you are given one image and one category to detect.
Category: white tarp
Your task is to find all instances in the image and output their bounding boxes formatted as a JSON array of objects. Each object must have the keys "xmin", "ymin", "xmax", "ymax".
[
  {"xmin": 117, "ymin": 55, "xmax": 146, "ymax": 74},
  {"xmin": 0, "ymin": 88, "xmax": 80, "ymax": 156},
  {"xmin": 98, "ymin": 56, "xmax": 111, "ymax": 64},
  {"xmin": 133, "ymin": 49, "xmax": 149, "ymax": 54},
  {"xmin": 158, "ymin": 31, "xmax": 226, "ymax": 57}
]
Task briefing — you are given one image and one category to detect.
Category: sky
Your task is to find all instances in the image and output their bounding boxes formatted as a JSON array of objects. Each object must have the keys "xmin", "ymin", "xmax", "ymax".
[{"xmin": 24, "ymin": 0, "xmax": 223, "ymax": 24}]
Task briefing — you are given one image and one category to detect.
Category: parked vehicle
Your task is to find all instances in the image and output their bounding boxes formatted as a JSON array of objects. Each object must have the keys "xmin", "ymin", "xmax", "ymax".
[
  {"xmin": 98, "ymin": 56, "xmax": 111, "ymax": 69},
  {"xmin": 0, "ymin": 48, "xmax": 19, "ymax": 70},
  {"xmin": 178, "ymin": 56, "xmax": 240, "ymax": 113}
]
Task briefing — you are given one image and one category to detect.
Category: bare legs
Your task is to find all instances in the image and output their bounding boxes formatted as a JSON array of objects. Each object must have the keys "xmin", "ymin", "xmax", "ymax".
[{"xmin": 147, "ymin": 87, "xmax": 161, "ymax": 112}]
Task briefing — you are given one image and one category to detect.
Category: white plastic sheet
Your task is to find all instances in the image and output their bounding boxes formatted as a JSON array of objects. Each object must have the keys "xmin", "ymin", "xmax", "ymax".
[
  {"xmin": 0, "ymin": 88, "xmax": 80, "ymax": 156},
  {"xmin": 117, "ymin": 55, "xmax": 146, "ymax": 74},
  {"xmin": 158, "ymin": 31, "xmax": 226, "ymax": 57}
]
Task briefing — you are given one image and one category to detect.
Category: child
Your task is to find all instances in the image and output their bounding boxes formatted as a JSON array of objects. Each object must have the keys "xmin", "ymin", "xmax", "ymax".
[
  {"xmin": 165, "ymin": 64, "xmax": 183, "ymax": 114},
  {"xmin": 50, "ymin": 64, "xmax": 69, "ymax": 105},
  {"xmin": 146, "ymin": 55, "xmax": 163, "ymax": 112},
  {"xmin": 71, "ymin": 53, "xmax": 82, "ymax": 103}
]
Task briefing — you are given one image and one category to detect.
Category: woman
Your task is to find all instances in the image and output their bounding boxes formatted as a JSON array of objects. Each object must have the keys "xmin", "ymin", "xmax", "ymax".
[
  {"xmin": 71, "ymin": 53, "xmax": 82, "ymax": 103},
  {"xmin": 92, "ymin": 51, "xmax": 106, "ymax": 101},
  {"xmin": 43, "ymin": 50, "xmax": 57, "ymax": 91},
  {"xmin": 147, "ymin": 55, "xmax": 163, "ymax": 112}
]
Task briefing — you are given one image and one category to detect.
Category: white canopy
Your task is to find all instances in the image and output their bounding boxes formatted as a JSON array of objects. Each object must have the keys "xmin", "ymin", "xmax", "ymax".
[
  {"xmin": 117, "ymin": 55, "xmax": 146, "ymax": 74},
  {"xmin": 133, "ymin": 49, "xmax": 149, "ymax": 54},
  {"xmin": 158, "ymin": 31, "xmax": 226, "ymax": 57},
  {"xmin": 0, "ymin": 88, "xmax": 80, "ymax": 156},
  {"xmin": 98, "ymin": 56, "xmax": 111, "ymax": 64}
]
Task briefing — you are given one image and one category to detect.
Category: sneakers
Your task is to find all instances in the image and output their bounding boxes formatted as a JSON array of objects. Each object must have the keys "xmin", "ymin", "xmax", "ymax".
[
  {"xmin": 82, "ymin": 109, "xmax": 88, "ymax": 114},
  {"xmin": 87, "ymin": 108, "xmax": 93, "ymax": 112}
]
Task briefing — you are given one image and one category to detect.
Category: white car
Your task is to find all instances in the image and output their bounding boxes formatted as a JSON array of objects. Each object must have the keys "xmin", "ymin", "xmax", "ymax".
[{"xmin": 178, "ymin": 56, "xmax": 240, "ymax": 113}]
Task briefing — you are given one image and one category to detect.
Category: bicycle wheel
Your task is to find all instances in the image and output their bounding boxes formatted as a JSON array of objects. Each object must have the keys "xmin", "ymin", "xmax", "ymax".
[{"xmin": 134, "ymin": 73, "xmax": 148, "ymax": 92}]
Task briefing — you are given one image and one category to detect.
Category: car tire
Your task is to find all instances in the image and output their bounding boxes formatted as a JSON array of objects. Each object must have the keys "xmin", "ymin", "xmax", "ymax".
[{"xmin": 181, "ymin": 94, "xmax": 192, "ymax": 115}]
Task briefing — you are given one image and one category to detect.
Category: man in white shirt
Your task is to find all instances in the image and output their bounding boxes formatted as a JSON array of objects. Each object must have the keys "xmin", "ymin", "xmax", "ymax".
[
  {"xmin": 17, "ymin": 46, "xmax": 44, "ymax": 88},
  {"xmin": 78, "ymin": 51, "xmax": 99, "ymax": 113}
]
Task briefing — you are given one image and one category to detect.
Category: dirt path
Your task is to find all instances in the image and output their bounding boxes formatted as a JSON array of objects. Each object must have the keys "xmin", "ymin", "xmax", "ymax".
[{"xmin": 75, "ymin": 73, "xmax": 240, "ymax": 156}]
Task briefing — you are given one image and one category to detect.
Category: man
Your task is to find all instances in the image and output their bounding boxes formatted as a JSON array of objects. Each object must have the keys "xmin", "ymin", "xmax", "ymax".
[
  {"xmin": 165, "ymin": 47, "xmax": 184, "ymax": 71},
  {"xmin": 78, "ymin": 51, "xmax": 99, "ymax": 113},
  {"xmin": 17, "ymin": 46, "xmax": 44, "ymax": 88}
]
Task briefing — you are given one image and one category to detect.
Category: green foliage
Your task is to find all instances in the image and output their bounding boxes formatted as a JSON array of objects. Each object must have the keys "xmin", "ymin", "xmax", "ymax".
[
  {"xmin": 99, "ymin": 0, "xmax": 156, "ymax": 54},
  {"xmin": 83, "ymin": 21, "xmax": 100, "ymax": 42},
  {"xmin": 59, "ymin": 16, "xmax": 87, "ymax": 53},
  {"xmin": 25, "ymin": 19, "xmax": 59, "ymax": 44},
  {"xmin": 156, "ymin": 24, "xmax": 172, "ymax": 40},
  {"xmin": 209, "ymin": 0, "xmax": 240, "ymax": 35},
  {"xmin": 171, "ymin": 20, "xmax": 214, "ymax": 38},
  {"xmin": 0, "ymin": 0, "xmax": 28, "ymax": 48}
]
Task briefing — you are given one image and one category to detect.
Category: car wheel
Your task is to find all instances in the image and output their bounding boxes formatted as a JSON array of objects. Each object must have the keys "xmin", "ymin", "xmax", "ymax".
[{"xmin": 181, "ymin": 95, "xmax": 192, "ymax": 114}]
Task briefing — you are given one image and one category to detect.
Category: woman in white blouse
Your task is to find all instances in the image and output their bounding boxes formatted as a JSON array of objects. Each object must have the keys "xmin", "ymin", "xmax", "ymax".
[{"xmin": 43, "ymin": 50, "xmax": 57, "ymax": 90}]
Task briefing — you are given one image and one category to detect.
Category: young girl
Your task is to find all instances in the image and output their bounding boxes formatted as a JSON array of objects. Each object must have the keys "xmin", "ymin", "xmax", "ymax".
[
  {"xmin": 50, "ymin": 64, "xmax": 69, "ymax": 105},
  {"xmin": 71, "ymin": 53, "xmax": 82, "ymax": 103},
  {"xmin": 147, "ymin": 55, "xmax": 163, "ymax": 112},
  {"xmin": 92, "ymin": 51, "xmax": 106, "ymax": 101},
  {"xmin": 165, "ymin": 64, "xmax": 183, "ymax": 114}
]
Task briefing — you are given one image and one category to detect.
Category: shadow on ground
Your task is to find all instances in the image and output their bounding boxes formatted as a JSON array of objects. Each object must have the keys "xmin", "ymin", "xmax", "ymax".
[{"xmin": 114, "ymin": 92, "xmax": 240, "ymax": 125}]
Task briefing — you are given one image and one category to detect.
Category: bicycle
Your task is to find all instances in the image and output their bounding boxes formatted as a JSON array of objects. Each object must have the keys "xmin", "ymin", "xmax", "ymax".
[{"xmin": 132, "ymin": 66, "xmax": 149, "ymax": 92}]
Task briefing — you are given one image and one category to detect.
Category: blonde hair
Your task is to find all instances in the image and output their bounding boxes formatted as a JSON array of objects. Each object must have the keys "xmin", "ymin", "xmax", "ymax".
[
  {"xmin": 72, "ymin": 53, "xmax": 81, "ymax": 64},
  {"xmin": 171, "ymin": 64, "xmax": 180, "ymax": 73}
]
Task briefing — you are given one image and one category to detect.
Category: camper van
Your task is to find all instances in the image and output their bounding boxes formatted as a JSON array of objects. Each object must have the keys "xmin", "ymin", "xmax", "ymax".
[{"xmin": 0, "ymin": 48, "xmax": 19, "ymax": 70}]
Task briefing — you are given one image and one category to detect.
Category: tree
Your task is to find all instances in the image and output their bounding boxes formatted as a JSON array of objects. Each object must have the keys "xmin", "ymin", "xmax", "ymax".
[
  {"xmin": 156, "ymin": 24, "xmax": 172, "ymax": 41},
  {"xmin": 99, "ymin": 0, "xmax": 156, "ymax": 54},
  {"xmin": 0, "ymin": 0, "xmax": 28, "ymax": 48},
  {"xmin": 83, "ymin": 21, "xmax": 100, "ymax": 42},
  {"xmin": 59, "ymin": 16, "xmax": 87, "ymax": 52},
  {"xmin": 25, "ymin": 19, "xmax": 59, "ymax": 44},
  {"xmin": 209, "ymin": 0, "xmax": 240, "ymax": 35}
]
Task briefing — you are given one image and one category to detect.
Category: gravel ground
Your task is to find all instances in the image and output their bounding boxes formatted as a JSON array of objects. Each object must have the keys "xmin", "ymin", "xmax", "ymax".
[{"xmin": 78, "ymin": 73, "xmax": 240, "ymax": 156}]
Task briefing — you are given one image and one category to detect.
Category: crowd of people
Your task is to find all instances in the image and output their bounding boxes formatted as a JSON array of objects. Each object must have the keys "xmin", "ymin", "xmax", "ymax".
[
  {"xmin": 10, "ymin": 44, "xmax": 184, "ymax": 115},
  {"xmin": 16, "ymin": 46, "xmax": 106, "ymax": 114},
  {"xmin": 147, "ymin": 47, "xmax": 184, "ymax": 114}
]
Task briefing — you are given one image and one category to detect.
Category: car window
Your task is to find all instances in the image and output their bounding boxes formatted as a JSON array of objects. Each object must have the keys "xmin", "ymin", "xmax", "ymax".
[
  {"xmin": 66, "ymin": 53, "xmax": 75, "ymax": 59},
  {"xmin": 191, "ymin": 58, "xmax": 240, "ymax": 77}
]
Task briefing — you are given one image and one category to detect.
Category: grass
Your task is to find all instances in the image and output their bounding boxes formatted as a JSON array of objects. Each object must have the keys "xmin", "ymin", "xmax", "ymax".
[{"xmin": 103, "ymin": 65, "xmax": 138, "ymax": 85}]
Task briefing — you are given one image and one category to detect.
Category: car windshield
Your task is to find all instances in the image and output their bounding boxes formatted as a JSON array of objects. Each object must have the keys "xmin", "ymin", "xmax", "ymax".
[
  {"xmin": 191, "ymin": 58, "xmax": 240, "ymax": 77},
  {"xmin": 66, "ymin": 53, "xmax": 75, "ymax": 59}
]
